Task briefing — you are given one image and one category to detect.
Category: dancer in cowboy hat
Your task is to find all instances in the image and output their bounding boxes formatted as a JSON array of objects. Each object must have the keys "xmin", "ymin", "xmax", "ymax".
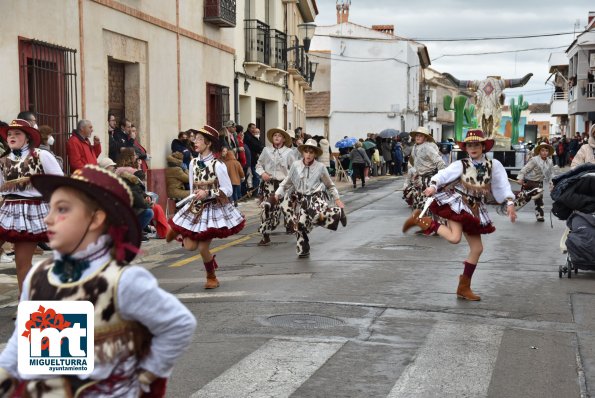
[
  {"xmin": 0, "ymin": 119, "xmax": 63, "ymax": 293},
  {"xmin": 274, "ymin": 138, "xmax": 347, "ymax": 258},
  {"xmin": 167, "ymin": 125, "xmax": 245, "ymax": 289},
  {"xmin": 256, "ymin": 128, "xmax": 298, "ymax": 246},
  {"xmin": 516, "ymin": 139, "xmax": 555, "ymax": 222},
  {"xmin": 402, "ymin": 126, "xmax": 445, "ymax": 211},
  {"xmin": 0, "ymin": 165, "xmax": 196, "ymax": 397},
  {"xmin": 403, "ymin": 129, "xmax": 517, "ymax": 301}
]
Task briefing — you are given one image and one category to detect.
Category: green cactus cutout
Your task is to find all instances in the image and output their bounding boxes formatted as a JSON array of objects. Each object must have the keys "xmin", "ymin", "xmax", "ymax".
[
  {"xmin": 443, "ymin": 95, "xmax": 478, "ymax": 142},
  {"xmin": 510, "ymin": 95, "xmax": 528, "ymax": 145}
]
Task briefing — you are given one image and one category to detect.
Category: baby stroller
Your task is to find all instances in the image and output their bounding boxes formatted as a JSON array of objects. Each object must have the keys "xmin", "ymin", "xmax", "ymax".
[{"xmin": 551, "ymin": 164, "xmax": 595, "ymax": 278}]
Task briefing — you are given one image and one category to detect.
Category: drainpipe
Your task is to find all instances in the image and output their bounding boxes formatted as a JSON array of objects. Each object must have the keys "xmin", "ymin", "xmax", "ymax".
[{"xmin": 234, "ymin": 55, "xmax": 239, "ymax": 123}]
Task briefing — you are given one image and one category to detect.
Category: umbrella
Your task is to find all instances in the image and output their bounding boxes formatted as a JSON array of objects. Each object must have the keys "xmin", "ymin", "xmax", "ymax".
[
  {"xmin": 362, "ymin": 141, "xmax": 376, "ymax": 150},
  {"xmin": 335, "ymin": 137, "xmax": 358, "ymax": 148},
  {"xmin": 398, "ymin": 132, "xmax": 410, "ymax": 140},
  {"xmin": 378, "ymin": 129, "xmax": 399, "ymax": 139}
]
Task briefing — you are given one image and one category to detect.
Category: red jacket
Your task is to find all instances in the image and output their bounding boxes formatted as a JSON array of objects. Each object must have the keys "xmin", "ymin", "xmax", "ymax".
[{"xmin": 67, "ymin": 132, "xmax": 101, "ymax": 172}]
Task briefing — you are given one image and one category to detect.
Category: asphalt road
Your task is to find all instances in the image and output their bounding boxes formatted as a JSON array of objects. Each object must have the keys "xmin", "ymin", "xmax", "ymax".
[{"xmin": 1, "ymin": 177, "xmax": 592, "ymax": 397}]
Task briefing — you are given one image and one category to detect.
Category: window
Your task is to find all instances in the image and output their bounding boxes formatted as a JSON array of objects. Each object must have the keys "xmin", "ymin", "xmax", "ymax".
[
  {"xmin": 19, "ymin": 39, "xmax": 78, "ymax": 170},
  {"xmin": 206, "ymin": 84, "xmax": 230, "ymax": 129}
]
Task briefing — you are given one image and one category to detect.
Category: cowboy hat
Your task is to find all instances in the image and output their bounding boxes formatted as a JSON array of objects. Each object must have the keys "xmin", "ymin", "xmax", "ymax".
[
  {"xmin": 298, "ymin": 138, "xmax": 323, "ymax": 157},
  {"xmin": 0, "ymin": 119, "xmax": 42, "ymax": 148},
  {"xmin": 266, "ymin": 128, "xmax": 292, "ymax": 148},
  {"xmin": 196, "ymin": 125, "xmax": 222, "ymax": 151},
  {"xmin": 30, "ymin": 165, "xmax": 141, "ymax": 262},
  {"xmin": 533, "ymin": 140, "xmax": 554, "ymax": 157},
  {"xmin": 456, "ymin": 129, "xmax": 495, "ymax": 152},
  {"xmin": 409, "ymin": 126, "xmax": 435, "ymax": 143}
]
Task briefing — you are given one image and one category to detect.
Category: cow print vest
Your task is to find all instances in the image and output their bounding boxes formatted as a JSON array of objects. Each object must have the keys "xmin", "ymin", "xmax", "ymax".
[
  {"xmin": 0, "ymin": 149, "xmax": 45, "ymax": 193},
  {"xmin": 28, "ymin": 258, "xmax": 152, "ymax": 363}
]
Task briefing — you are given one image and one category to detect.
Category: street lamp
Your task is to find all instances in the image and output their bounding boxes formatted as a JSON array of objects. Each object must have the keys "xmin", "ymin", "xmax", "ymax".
[{"xmin": 297, "ymin": 23, "xmax": 316, "ymax": 53}]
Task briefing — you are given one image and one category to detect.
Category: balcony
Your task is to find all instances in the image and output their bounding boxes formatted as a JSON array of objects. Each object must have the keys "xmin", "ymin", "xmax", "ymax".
[
  {"xmin": 265, "ymin": 30, "xmax": 288, "ymax": 83},
  {"xmin": 550, "ymin": 91, "xmax": 568, "ymax": 116},
  {"xmin": 204, "ymin": 0, "xmax": 236, "ymax": 28},
  {"xmin": 287, "ymin": 36, "xmax": 307, "ymax": 82},
  {"xmin": 588, "ymin": 83, "xmax": 595, "ymax": 99},
  {"xmin": 244, "ymin": 19, "xmax": 270, "ymax": 78}
]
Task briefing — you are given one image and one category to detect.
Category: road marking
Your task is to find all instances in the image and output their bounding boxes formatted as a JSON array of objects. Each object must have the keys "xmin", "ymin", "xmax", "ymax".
[
  {"xmin": 159, "ymin": 273, "xmax": 312, "ymax": 284},
  {"xmin": 169, "ymin": 233, "xmax": 260, "ymax": 268},
  {"xmin": 175, "ymin": 291, "xmax": 255, "ymax": 299},
  {"xmin": 191, "ymin": 338, "xmax": 345, "ymax": 398},
  {"xmin": 387, "ymin": 322, "xmax": 503, "ymax": 398}
]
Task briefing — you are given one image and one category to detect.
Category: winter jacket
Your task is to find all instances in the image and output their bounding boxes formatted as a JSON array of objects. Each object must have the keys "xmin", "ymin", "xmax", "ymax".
[
  {"xmin": 571, "ymin": 135, "xmax": 595, "ymax": 168},
  {"xmin": 166, "ymin": 153, "xmax": 190, "ymax": 199},
  {"xmin": 381, "ymin": 140, "xmax": 393, "ymax": 162},
  {"xmin": 66, "ymin": 131, "xmax": 101, "ymax": 172},
  {"xmin": 223, "ymin": 151, "xmax": 245, "ymax": 185},
  {"xmin": 236, "ymin": 136, "xmax": 247, "ymax": 167},
  {"xmin": 132, "ymin": 140, "xmax": 148, "ymax": 172},
  {"xmin": 115, "ymin": 167, "xmax": 149, "ymax": 212},
  {"xmin": 350, "ymin": 147, "xmax": 371, "ymax": 166},
  {"xmin": 171, "ymin": 139, "xmax": 192, "ymax": 167},
  {"xmin": 244, "ymin": 132, "xmax": 264, "ymax": 166},
  {"xmin": 392, "ymin": 142, "xmax": 404, "ymax": 163},
  {"xmin": 552, "ymin": 164, "xmax": 595, "ymax": 220}
]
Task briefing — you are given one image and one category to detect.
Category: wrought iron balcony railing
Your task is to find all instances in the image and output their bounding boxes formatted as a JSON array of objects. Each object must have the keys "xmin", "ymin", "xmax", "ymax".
[
  {"xmin": 271, "ymin": 30, "xmax": 287, "ymax": 70},
  {"xmin": 245, "ymin": 19, "xmax": 270, "ymax": 65},
  {"xmin": 204, "ymin": 0, "xmax": 236, "ymax": 28}
]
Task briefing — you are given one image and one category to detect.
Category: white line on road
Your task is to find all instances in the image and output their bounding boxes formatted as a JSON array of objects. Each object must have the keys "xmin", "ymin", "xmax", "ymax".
[
  {"xmin": 160, "ymin": 273, "xmax": 312, "ymax": 284},
  {"xmin": 387, "ymin": 322, "xmax": 503, "ymax": 398},
  {"xmin": 174, "ymin": 291, "xmax": 270, "ymax": 300},
  {"xmin": 190, "ymin": 338, "xmax": 345, "ymax": 398}
]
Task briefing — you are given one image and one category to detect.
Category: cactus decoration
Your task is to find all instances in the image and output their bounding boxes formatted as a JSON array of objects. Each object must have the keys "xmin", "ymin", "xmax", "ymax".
[
  {"xmin": 509, "ymin": 94, "xmax": 528, "ymax": 145},
  {"xmin": 443, "ymin": 95, "xmax": 478, "ymax": 142}
]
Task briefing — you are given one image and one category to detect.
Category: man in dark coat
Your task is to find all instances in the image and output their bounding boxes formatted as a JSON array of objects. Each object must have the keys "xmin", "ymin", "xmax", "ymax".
[
  {"xmin": 244, "ymin": 123, "xmax": 264, "ymax": 189},
  {"xmin": 111, "ymin": 118, "xmax": 134, "ymax": 161}
]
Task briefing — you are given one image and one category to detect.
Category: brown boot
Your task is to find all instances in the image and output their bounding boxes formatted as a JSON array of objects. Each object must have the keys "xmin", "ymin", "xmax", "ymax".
[
  {"xmin": 205, "ymin": 270, "xmax": 220, "ymax": 289},
  {"xmin": 402, "ymin": 209, "xmax": 434, "ymax": 233},
  {"xmin": 165, "ymin": 228, "xmax": 178, "ymax": 243},
  {"xmin": 204, "ymin": 256, "xmax": 220, "ymax": 289},
  {"xmin": 258, "ymin": 234, "xmax": 271, "ymax": 246},
  {"xmin": 456, "ymin": 275, "xmax": 481, "ymax": 301}
]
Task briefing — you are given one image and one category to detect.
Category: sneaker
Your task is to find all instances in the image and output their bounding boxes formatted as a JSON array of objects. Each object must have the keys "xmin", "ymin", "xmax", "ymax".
[
  {"xmin": 141, "ymin": 233, "xmax": 150, "ymax": 242},
  {"xmin": 258, "ymin": 235, "xmax": 271, "ymax": 246},
  {"xmin": 536, "ymin": 216, "xmax": 545, "ymax": 222},
  {"xmin": 298, "ymin": 252, "xmax": 310, "ymax": 258}
]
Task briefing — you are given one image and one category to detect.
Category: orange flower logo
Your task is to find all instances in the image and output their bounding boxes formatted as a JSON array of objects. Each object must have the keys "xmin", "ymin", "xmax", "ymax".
[{"xmin": 21, "ymin": 305, "xmax": 72, "ymax": 350}]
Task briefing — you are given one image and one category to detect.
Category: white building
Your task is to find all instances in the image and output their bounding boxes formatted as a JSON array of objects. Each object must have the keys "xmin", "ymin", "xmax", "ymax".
[{"xmin": 305, "ymin": 5, "xmax": 429, "ymax": 146}]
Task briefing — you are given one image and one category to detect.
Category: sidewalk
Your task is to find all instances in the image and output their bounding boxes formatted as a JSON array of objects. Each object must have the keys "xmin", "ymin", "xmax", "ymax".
[{"xmin": 0, "ymin": 174, "xmax": 399, "ymax": 307}]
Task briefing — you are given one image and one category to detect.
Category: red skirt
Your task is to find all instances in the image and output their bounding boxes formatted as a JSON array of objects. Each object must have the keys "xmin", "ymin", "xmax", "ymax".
[
  {"xmin": 430, "ymin": 202, "xmax": 496, "ymax": 235},
  {"xmin": 168, "ymin": 218, "xmax": 246, "ymax": 242}
]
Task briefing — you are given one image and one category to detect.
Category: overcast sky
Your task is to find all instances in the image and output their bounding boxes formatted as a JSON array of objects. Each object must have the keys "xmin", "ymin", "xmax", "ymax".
[{"xmin": 314, "ymin": 0, "xmax": 594, "ymax": 104}]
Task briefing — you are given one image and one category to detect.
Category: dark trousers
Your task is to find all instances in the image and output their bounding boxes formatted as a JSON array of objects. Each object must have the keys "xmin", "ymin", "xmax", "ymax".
[{"xmin": 352, "ymin": 163, "xmax": 366, "ymax": 187}]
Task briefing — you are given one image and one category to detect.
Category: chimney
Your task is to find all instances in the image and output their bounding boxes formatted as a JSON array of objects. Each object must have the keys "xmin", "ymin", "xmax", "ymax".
[
  {"xmin": 336, "ymin": 0, "xmax": 350, "ymax": 24},
  {"xmin": 372, "ymin": 25, "xmax": 395, "ymax": 35},
  {"xmin": 589, "ymin": 11, "xmax": 595, "ymax": 26}
]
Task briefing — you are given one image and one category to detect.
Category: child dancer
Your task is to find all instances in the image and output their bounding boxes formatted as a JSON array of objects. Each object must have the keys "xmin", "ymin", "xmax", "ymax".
[
  {"xmin": 274, "ymin": 139, "xmax": 347, "ymax": 258},
  {"xmin": 517, "ymin": 140, "xmax": 555, "ymax": 222},
  {"xmin": 0, "ymin": 120, "xmax": 63, "ymax": 292},
  {"xmin": 403, "ymin": 129, "xmax": 517, "ymax": 301},
  {"xmin": 167, "ymin": 126, "xmax": 245, "ymax": 289},
  {"xmin": 256, "ymin": 128, "xmax": 297, "ymax": 246},
  {"xmin": 0, "ymin": 165, "xmax": 196, "ymax": 396}
]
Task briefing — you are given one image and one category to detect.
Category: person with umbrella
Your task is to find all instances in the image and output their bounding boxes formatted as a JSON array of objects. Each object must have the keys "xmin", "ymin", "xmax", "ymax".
[{"xmin": 403, "ymin": 126, "xmax": 445, "ymax": 210}]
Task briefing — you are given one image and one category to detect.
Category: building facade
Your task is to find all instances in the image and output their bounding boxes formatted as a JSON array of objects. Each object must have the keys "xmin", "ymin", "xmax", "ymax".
[{"xmin": 306, "ymin": 5, "xmax": 429, "ymax": 146}]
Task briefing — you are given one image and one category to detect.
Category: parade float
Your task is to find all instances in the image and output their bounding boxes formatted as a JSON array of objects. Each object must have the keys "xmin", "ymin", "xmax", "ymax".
[{"xmin": 443, "ymin": 72, "xmax": 533, "ymax": 176}]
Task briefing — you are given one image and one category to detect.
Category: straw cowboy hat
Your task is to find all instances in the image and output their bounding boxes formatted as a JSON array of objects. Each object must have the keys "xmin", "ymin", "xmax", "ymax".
[
  {"xmin": 298, "ymin": 138, "xmax": 323, "ymax": 157},
  {"xmin": 533, "ymin": 139, "xmax": 554, "ymax": 157},
  {"xmin": 266, "ymin": 128, "xmax": 292, "ymax": 148},
  {"xmin": 409, "ymin": 126, "xmax": 435, "ymax": 143},
  {"xmin": 456, "ymin": 129, "xmax": 495, "ymax": 152}
]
